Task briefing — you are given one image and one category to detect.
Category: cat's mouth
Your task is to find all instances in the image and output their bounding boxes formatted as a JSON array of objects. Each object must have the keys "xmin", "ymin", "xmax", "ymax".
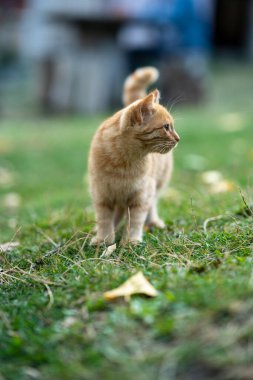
[
  {"xmin": 151, "ymin": 144, "xmax": 173, "ymax": 154},
  {"xmin": 151, "ymin": 140, "xmax": 179, "ymax": 154}
]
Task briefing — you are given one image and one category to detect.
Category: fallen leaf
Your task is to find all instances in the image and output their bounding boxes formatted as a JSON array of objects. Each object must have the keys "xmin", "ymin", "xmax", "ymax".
[
  {"xmin": 0, "ymin": 242, "xmax": 20, "ymax": 253},
  {"xmin": 23, "ymin": 367, "xmax": 41, "ymax": 379},
  {"xmin": 3, "ymin": 193, "xmax": 21, "ymax": 209},
  {"xmin": 201, "ymin": 170, "xmax": 222, "ymax": 185},
  {"xmin": 201, "ymin": 171, "xmax": 235, "ymax": 193},
  {"xmin": 0, "ymin": 167, "xmax": 14, "ymax": 187},
  {"xmin": 61, "ymin": 316, "xmax": 78, "ymax": 328},
  {"xmin": 101, "ymin": 243, "xmax": 117, "ymax": 258},
  {"xmin": 104, "ymin": 271, "xmax": 158, "ymax": 301},
  {"xmin": 0, "ymin": 138, "xmax": 13, "ymax": 154},
  {"xmin": 218, "ymin": 112, "xmax": 246, "ymax": 132},
  {"xmin": 209, "ymin": 180, "xmax": 235, "ymax": 194}
]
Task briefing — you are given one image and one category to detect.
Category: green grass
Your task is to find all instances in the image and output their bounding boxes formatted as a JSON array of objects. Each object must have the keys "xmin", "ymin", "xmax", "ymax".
[{"xmin": 1, "ymin": 62, "xmax": 253, "ymax": 380}]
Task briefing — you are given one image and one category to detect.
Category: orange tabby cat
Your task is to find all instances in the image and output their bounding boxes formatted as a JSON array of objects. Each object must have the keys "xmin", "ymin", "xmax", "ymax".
[{"xmin": 88, "ymin": 67, "xmax": 180, "ymax": 245}]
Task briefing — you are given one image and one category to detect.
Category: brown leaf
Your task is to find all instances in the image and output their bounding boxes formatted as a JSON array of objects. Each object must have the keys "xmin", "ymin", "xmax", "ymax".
[
  {"xmin": 104, "ymin": 271, "xmax": 158, "ymax": 301},
  {"xmin": 201, "ymin": 171, "xmax": 235, "ymax": 193}
]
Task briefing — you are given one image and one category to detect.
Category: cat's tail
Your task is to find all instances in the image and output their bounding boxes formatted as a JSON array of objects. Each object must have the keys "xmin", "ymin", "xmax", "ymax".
[{"xmin": 123, "ymin": 67, "xmax": 159, "ymax": 106}]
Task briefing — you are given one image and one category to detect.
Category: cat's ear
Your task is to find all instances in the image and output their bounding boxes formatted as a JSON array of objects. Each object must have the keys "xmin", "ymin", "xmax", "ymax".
[
  {"xmin": 137, "ymin": 90, "xmax": 160, "ymax": 117},
  {"xmin": 137, "ymin": 92, "xmax": 155, "ymax": 122},
  {"xmin": 153, "ymin": 89, "xmax": 160, "ymax": 104},
  {"xmin": 121, "ymin": 92, "xmax": 156, "ymax": 129}
]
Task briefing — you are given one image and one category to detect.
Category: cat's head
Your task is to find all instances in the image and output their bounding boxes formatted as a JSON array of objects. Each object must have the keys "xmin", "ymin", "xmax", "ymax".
[{"xmin": 120, "ymin": 90, "xmax": 180, "ymax": 154}]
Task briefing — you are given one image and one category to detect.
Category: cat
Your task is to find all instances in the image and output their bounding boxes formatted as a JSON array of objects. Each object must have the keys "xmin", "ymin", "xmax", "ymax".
[{"xmin": 88, "ymin": 67, "xmax": 180, "ymax": 245}]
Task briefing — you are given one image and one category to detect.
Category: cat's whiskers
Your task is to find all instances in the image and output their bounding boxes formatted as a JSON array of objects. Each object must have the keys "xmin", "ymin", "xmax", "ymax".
[
  {"xmin": 167, "ymin": 94, "xmax": 185, "ymax": 112},
  {"xmin": 151, "ymin": 142, "xmax": 172, "ymax": 154}
]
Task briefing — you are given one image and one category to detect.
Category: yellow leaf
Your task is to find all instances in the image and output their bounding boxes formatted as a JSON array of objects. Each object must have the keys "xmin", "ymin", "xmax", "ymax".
[
  {"xmin": 209, "ymin": 180, "xmax": 235, "ymax": 194},
  {"xmin": 218, "ymin": 113, "xmax": 246, "ymax": 132},
  {"xmin": 104, "ymin": 272, "xmax": 158, "ymax": 301},
  {"xmin": 201, "ymin": 170, "xmax": 222, "ymax": 185},
  {"xmin": 0, "ymin": 138, "xmax": 13, "ymax": 154},
  {"xmin": 3, "ymin": 193, "xmax": 21, "ymax": 209},
  {"xmin": 201, "ymin": 171, "xmax": 235, "ymax": 193}
]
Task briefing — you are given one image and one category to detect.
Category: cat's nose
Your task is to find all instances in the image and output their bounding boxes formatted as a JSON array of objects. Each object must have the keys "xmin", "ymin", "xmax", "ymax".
[{"xmin": 173, "ymin": 132, "xmax": 180, "ymax": 142}]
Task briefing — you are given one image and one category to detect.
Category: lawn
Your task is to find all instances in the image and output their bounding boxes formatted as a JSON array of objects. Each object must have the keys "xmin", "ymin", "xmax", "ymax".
[{"xmin": 1, "ymin": 62, "xmax": 253, "ymax": 380}]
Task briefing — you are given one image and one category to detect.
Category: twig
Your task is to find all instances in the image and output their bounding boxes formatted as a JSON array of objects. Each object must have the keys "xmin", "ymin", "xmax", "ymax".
[
  {"xmin": 34, "ymin": 226, "xmax": 58, "ymax": 247},
  {"xmin": 44, "ymin": 283, "xmax": 54, "ymax": 310},
  {"xmin": 203, "ymin": 215, "xmax": 224, "ymax": 235},
  {"xmin": 33, "ymin": 243, "xmax": 63, "ymax": 268},
  {"xmin": 0, "ymin": 269, "xmax": 28, "ymax": 284},
  {"xmin": 10, "ymin": 267, "xmax": 61, "ymax": 285},
  {"xmin": 239, "ymin": 189, "xmax": 253, "ymax": 216},
  {"xmin": 57, "ymin": 253, "xmax": 89, "ymax": 274}
]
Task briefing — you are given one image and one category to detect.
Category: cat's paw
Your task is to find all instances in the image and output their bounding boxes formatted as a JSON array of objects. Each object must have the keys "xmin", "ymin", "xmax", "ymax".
[
  {"xmin": 146, "ymin": 218, "xmax": 166, "ymax": 230},
  {"xmin": 130, "ymin": 238, "xmax": 143, "ymax": 246},
  {"xmin": 90, "ymin": 236, "xmax": 102, "ymax": 246},
  {"xmin": 120, "ymin": 237, "xmax": 143, "ymax": 246},
  {"xmin": 90, "ymin": 235, "xmax": 115, "ymax": 246}
]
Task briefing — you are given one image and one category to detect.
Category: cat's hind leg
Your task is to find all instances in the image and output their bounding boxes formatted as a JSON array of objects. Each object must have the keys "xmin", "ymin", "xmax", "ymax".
[{"xmin": 145, "ymin": 197, "xmax": 166, "ymax": 229}]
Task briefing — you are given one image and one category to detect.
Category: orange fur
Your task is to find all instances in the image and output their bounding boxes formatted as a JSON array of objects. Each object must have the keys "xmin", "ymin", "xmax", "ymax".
[
  {"xmin": 123, "ymin": 67, "xmax": 159, "ymax": 106},
  {"xmin": 88, "ymin": 67, "xmax": 180, "ymax": 245}
]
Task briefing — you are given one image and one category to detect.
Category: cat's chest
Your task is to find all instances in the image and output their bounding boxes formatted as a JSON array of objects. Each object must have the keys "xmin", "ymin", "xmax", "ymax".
[{"xmin": 106, "ymin": 174, "xmax": 152, "ymax": 205}]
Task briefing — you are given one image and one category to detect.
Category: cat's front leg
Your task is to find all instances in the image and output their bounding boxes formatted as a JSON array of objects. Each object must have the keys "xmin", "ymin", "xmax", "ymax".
[
  {"xmin": 122, "ymin": 180, "xmax": 155, "ymax": 244},
  {"xmin": 123, "ymin": 205, "xmax": 149, "ymax": 244},
  {"xmin": 91, "ymin": 204, "xmax": 115, "ymax": 246}
]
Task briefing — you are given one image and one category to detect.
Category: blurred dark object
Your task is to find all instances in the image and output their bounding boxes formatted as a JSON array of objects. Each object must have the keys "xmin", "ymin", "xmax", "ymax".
[
  {"xmin": 214, "ymin": 0, "xmax": 253, "ymax": 58},
  {"xmin": 0, "ymin": 0, "xmax": 24, "ymax": 67},
  {"xmin": 160, "ymin": 56, "xmax": 206, "ymax": 106},
  {"xmin": 0, "ymin": 0, "xmax": 26, "ymax": 116},
  {"xmin": 117, "ymin": 0, "xmax": 213, "ymax": 106}
]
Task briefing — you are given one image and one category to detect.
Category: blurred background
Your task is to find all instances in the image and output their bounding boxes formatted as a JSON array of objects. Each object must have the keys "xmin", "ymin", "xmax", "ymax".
[
  {"xmin": 0, "ymin": 0, "xmax": 252, "ymax": 116},
  {"xmin": 1, "ymin": 0, "xmax": 253, "ymax": 240}
]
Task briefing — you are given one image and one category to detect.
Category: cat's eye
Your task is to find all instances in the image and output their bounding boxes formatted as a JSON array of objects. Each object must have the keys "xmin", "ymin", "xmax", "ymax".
[{"xmin": 163, "ymin": 124, "xmax": 171, "ymax": 132}]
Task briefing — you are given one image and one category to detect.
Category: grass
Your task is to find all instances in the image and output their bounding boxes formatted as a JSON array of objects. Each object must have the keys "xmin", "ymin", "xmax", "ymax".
[{"xmin": 1, "ymin": 62, "xmax": 253, "ymax": 380}]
